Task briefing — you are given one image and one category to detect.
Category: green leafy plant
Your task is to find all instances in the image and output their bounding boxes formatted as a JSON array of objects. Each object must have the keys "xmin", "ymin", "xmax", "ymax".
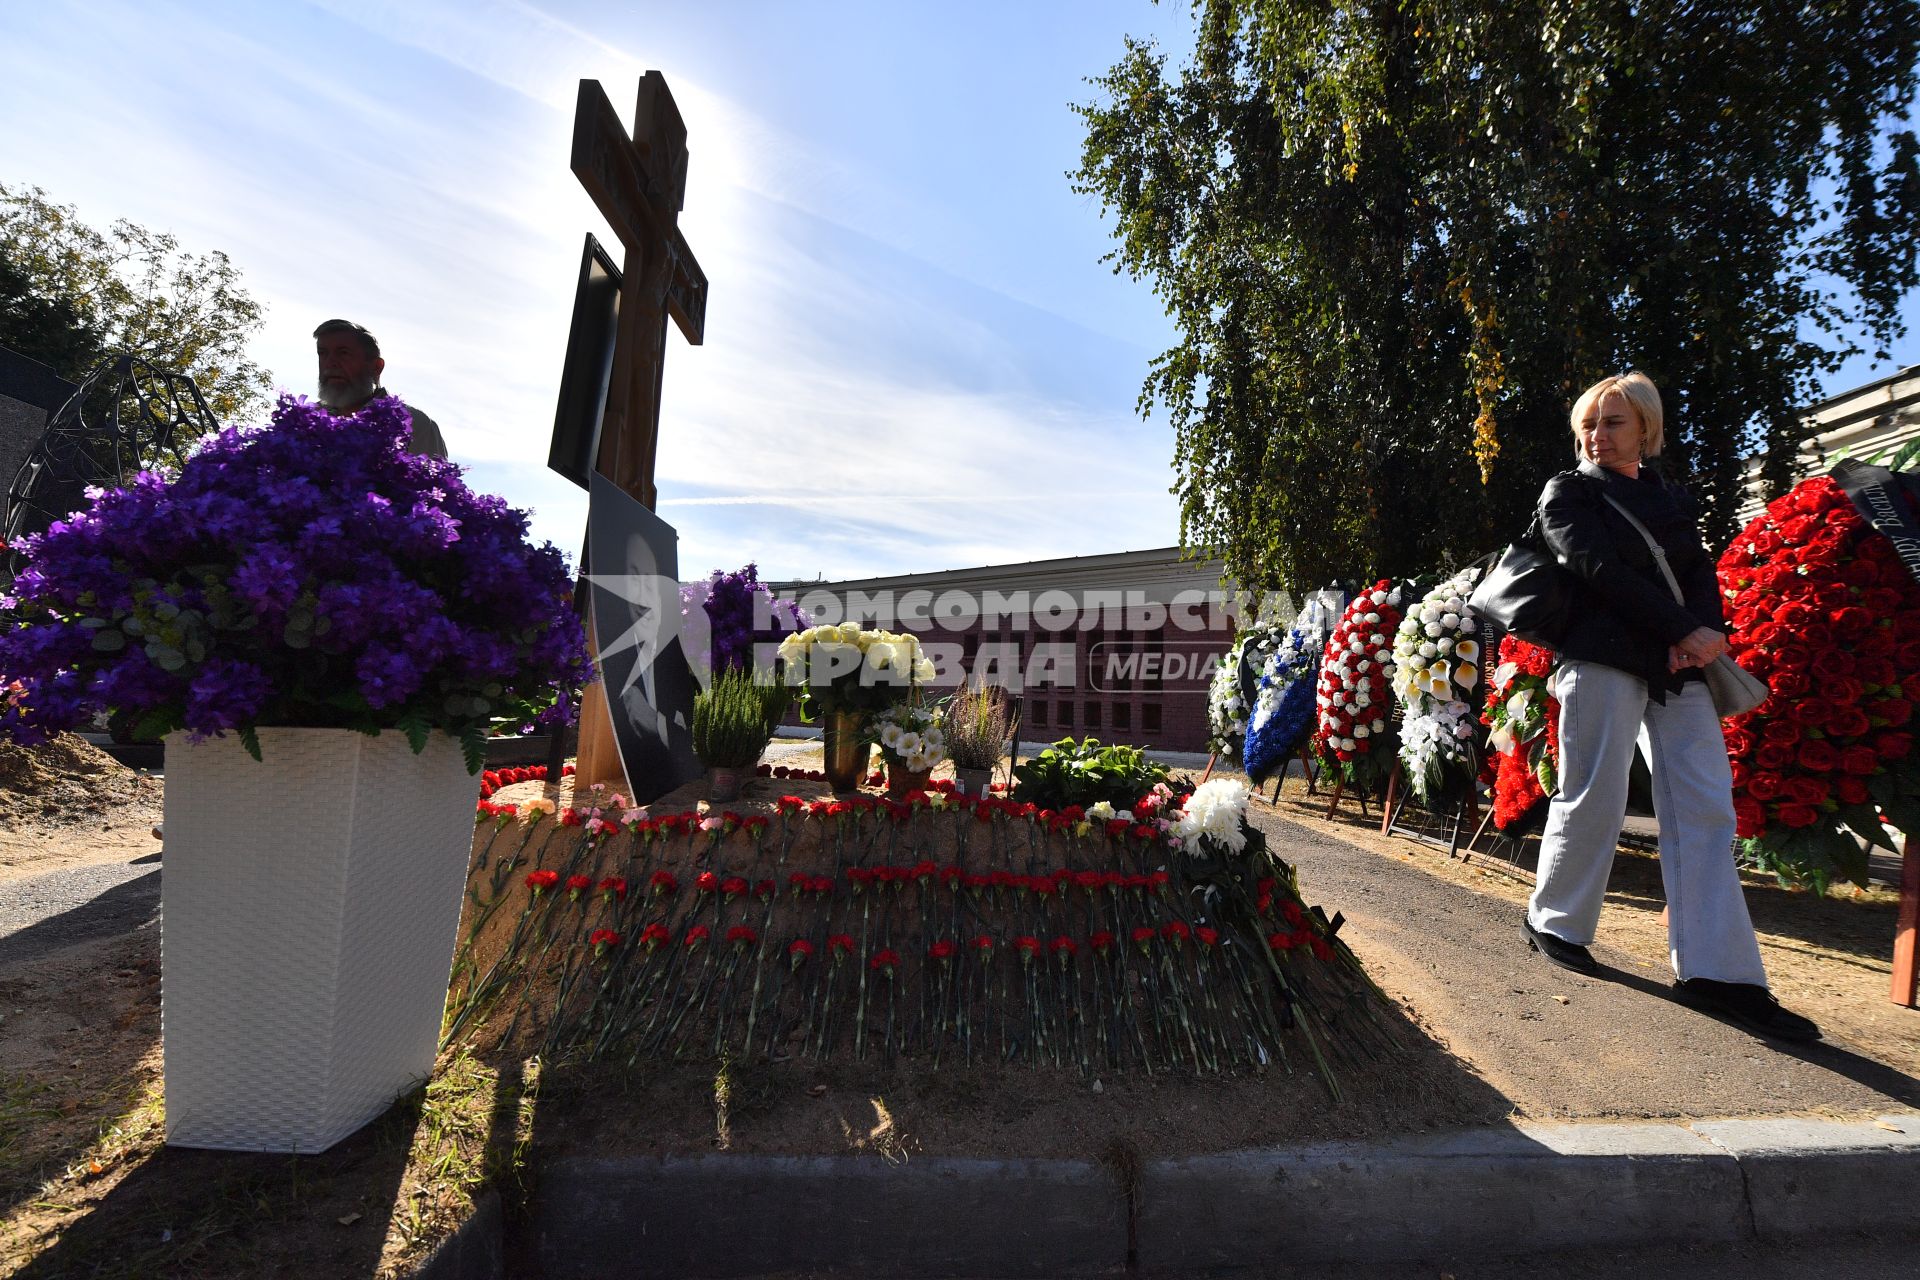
[
  {"xmin": 692, "ymin": 670, "xmax": 788, "ymax": 770},
  {"xmin": 1012, "ymin": 736, "xmax": 1173, "ymax": 811}
]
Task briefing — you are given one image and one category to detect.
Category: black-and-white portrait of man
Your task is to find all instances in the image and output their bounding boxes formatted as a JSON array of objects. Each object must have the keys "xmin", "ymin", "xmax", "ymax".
[{"xmin": 587, "ymin": 474, "xmax": 703, "ymax": 803}]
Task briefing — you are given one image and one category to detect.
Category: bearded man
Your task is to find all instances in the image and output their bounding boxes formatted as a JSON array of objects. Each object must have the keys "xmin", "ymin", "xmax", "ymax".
[{"xmin": 312, "ymin": 318, "xmax": 448, "ymax": 458}]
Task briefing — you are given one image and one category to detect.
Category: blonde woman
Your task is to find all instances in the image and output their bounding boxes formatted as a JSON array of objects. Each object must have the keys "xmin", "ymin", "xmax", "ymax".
[{"xmin": 1524, "ymin": 372, "xmax": 1817, "ymax": 1043}]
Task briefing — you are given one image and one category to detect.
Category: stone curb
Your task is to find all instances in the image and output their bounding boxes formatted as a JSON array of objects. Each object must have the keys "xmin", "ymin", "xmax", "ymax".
[
  {"xmin": 1688, "ymin": 1116, "xmax": 1920, "ymax": 1242},
  {"xmin": 533, "ymin": 1115, "xmax": 1920, "ymax": 1276},
  {"xmin": 536, "ymin": 1153, "xmax": 1123, "ymax": 1278}
]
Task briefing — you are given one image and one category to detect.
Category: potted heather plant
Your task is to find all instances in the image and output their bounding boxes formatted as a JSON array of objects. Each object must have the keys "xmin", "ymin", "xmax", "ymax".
[
  {"xmin": 942, "ymin": 679, "xmax": 1010, "ymax": 795},
  {"xmin": 692, "ymin": 668, "xmax": 788, "ymax": 800},
  {"xmin": 0, "ymin": 394, "xmax": 589, "ymax": 1153}
]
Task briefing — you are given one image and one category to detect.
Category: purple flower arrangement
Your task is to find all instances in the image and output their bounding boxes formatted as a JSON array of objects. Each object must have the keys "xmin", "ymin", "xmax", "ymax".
[
  {"xmin": 0, "ymin": 394, "xmax": 591, "ymax": 769},
  {"xmin": 678, "ymin": 563, "xmax": 808, "ymax": 684}
]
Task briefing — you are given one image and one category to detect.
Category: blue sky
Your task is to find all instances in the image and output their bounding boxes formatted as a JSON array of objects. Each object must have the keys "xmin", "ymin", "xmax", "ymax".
[{"xmin": 2, "ymin": 0, "xmax": 1914, "ymax": 584}]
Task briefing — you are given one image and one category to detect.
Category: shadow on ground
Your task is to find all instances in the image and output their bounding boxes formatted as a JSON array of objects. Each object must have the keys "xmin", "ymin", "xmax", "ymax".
[{"xmin": 0, "ymin": 869, "xmax": 159, "ymax": 968}]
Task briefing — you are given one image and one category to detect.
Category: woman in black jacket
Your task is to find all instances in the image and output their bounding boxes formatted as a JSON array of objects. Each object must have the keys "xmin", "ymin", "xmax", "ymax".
[{"xmin": 1524, "ymin": 372, "xmax": 1817, "ymax": 1042}]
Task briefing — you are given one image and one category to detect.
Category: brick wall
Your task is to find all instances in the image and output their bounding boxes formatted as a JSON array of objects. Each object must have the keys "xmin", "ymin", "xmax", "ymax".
[{"xmin": 767, "ymin": 548, "xmax": 1245, "ymax": 755}]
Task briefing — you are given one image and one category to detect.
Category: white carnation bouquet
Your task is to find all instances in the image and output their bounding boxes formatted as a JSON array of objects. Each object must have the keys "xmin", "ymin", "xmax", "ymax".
[{"xmin": 1171, "ymin": 777, "xmax": 1253, "ymax": 856}]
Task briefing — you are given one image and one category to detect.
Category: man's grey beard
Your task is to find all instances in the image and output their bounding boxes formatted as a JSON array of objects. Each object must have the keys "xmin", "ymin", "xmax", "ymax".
[{"xmin": 316, "ymin": 371, "xmax": 379, "ymax": 411}]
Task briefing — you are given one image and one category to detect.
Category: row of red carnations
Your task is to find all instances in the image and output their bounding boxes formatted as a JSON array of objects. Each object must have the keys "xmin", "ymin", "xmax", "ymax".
[{"xmin": 476, "ymin": 790, "xmax": 1175, "ymax": 845}]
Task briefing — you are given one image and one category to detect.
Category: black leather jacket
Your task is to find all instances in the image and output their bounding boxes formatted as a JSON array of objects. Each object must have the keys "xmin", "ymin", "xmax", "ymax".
[{"xmin": 1536, "ymin": 459, "xmax": 1725, "ymax": 701}]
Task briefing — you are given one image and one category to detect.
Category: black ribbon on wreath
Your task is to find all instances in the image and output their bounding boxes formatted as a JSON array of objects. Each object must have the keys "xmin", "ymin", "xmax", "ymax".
[{"xmin": 1832, "ymin": 457, "xmax": 1920, "ymax": 591}]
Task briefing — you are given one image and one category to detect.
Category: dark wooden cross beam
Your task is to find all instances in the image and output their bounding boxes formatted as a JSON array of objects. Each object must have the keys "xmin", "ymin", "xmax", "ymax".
[
  {"xmin": 570, "ymin": 73, "xmax": 707, "ymax": 509},
  {"xmin": 567, "ymin": 73, "xmax": 708, "ymax": 790}
]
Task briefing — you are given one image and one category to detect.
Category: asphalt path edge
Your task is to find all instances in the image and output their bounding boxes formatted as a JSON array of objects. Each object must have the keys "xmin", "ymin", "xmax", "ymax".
[{"xmin": 529, "ymin": 1115, "xmax": 1920, "ymax": 1276}]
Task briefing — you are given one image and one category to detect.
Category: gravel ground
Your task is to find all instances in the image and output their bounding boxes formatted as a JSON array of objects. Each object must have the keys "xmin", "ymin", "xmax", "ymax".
[{"xmin": 0, "ymin": 855, "xmax": 159, "ymax": 968}]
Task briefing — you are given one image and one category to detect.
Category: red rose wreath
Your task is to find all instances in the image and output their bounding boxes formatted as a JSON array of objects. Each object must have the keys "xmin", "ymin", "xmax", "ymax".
[{"xmin": 1718, "ymin": 474, "xmax": 1920, "ymax": 889}]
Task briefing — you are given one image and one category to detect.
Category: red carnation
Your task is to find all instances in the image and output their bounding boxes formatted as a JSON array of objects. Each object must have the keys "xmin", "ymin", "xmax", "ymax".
[
  {"xmin": 928, "ymin": 939, "xmax": 957, "ymax": 961},
  {"xmin": 827, "ymin": 933, "xmax": 854, "ymax": 955},
  {"xmin": 525, "ymin": 869, "xmax": 560, "ymax": 893},
  {"xmin": 869, "ymin": 948, "xmax": 900, "ymax": 972},
  {"xmin": 789, "ymin": 938, "xmax": 814, "ymax": 961},
  {"xmin": 598, "ymin": 876, "xmax": 628, "ymax": 899},
  {"xmin": 727, "ymin": 925, "xmax": 758, "ymax": 946},
  {"xmin": 1090, "ymin": 931, "xmax": 1116, "ymax": 952},
  {"xmin": 1015, "ymin": 936, "xmax": 1041, "ymax": 957},
  {"xmin": 685, "ymin": 925, "xmax": 711, "ymax": 948},
  {"xmin": 695, "ymin": 872, "xmax": 719, "ymax": 893},
  {"xmin": 589, "ymin": 928, "xmax": 622, "ymax": 954},
  {"xmin": 971, "ymin": 935, "xmax": 994, "ymax": 952}
]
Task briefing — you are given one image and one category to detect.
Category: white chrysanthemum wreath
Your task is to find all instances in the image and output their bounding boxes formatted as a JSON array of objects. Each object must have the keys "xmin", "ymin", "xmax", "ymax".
[
  {"xmin": 1390, "ymin": 566, "xmax": 1485, "ymax": 803},
  {"xmin": 1206, "ymin": 622, "xmax": 1287, "ymax": 755}
]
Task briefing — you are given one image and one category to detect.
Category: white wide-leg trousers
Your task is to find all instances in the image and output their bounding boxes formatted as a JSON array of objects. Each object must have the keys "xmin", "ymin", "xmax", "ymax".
[{"xmin": 1526, "ymin": 659, "xmax": 1769, "ymax": 985}]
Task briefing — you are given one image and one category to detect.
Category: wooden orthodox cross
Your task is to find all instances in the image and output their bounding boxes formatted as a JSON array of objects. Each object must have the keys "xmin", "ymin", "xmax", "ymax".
[{"xmin": 567, "ymin": 73, "xmax": 708, "ymax": 791}]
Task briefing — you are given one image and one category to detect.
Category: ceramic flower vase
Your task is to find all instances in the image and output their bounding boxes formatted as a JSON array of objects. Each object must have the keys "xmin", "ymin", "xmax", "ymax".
[
  {"xmin": 161, "ymin": 727, "xmax": 478, "ymax": 1153},
  {"xmin": 822, "ymin": 709, "xmax": 869, "ymax": 794}
]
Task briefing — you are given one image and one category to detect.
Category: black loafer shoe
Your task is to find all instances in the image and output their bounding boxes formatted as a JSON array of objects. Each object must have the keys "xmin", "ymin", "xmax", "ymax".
[
  {"xmin": 1672, "ymin": 979, "xmax": 1821, "ymax": 1043},
  {"xmin": 1522, "ymin": 918, "xmax": 1599, "ymax": 976}
]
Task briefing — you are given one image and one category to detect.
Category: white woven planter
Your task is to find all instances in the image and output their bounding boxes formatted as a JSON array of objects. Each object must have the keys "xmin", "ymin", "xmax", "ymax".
[{"xmin": 162, "ymin": 727, "xmax": 479, "ymax": 1153}]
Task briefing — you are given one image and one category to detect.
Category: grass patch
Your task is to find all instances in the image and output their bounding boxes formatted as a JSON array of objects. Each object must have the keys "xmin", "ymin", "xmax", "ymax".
[{"xmin": 0, "ymin": 1047, "xmax": 541, "ymax": 1279}]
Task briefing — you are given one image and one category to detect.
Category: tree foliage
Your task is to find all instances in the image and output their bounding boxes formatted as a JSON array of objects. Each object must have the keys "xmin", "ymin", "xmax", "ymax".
[
  {"xmin": 1074, "ymin": 1, "xmax": 1920, "ymax": 593},
  {"xmin": 0, "ymin": 183, "xmax": 270, "ymax": 429}
]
